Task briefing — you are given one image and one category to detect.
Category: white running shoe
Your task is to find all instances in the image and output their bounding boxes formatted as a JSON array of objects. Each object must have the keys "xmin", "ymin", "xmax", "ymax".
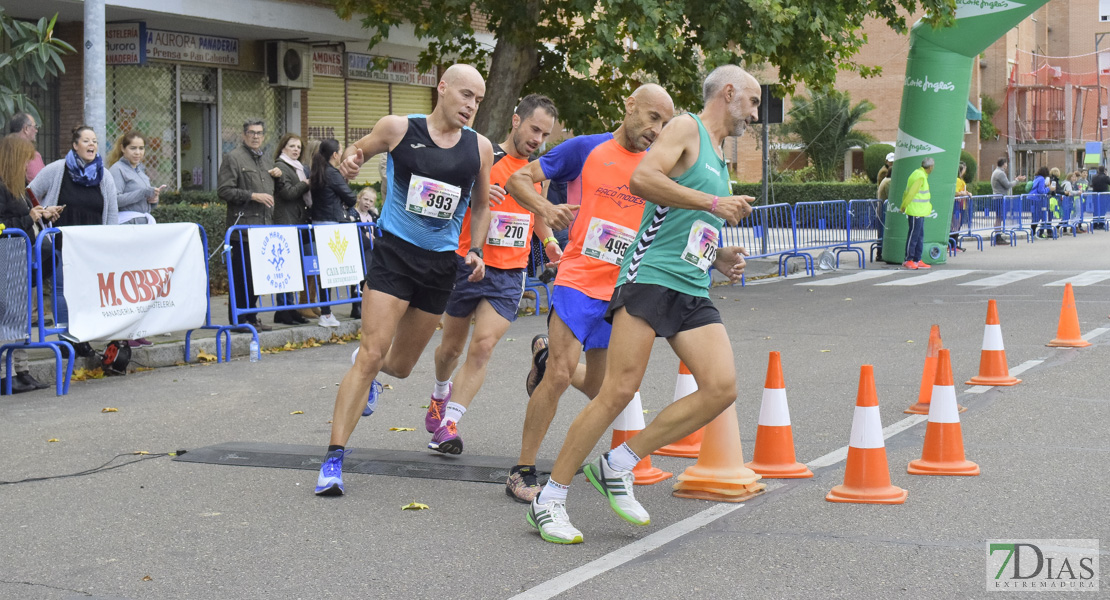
[
  {"xmin": 527, "ymin": 498, "xmax": 583, "ymax": 544},
  {"xmin": 583, "ymin": 453, "xmax": 650, "ymax": 526},
  {"xmin": 319, "ymin": 313, "xmax": 341, "ymax": 327}
]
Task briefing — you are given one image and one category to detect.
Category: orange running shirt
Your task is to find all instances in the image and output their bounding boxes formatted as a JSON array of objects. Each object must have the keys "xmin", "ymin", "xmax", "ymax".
[
  {"xmin": 539, "ymin": 133, "xmax": 646, "ymax": 301},
  {"xmin": 455, "ymin": 150, "xmax": 538, "ymax": 270}
]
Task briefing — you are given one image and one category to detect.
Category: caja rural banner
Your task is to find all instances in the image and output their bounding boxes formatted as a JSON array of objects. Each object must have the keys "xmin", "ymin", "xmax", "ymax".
[
  {"xmin": 312, "ymin": 223, "xmax": 364, "ymax": 289},
  {"xmin": 247, "ymin": 227, "xmax": 305, "ymax": 296},
  {"xmin": 61, "ymin": 223, "xmax": 208, "ymax": 342},
  {"xmin": 882, "ymin": 0, "xmax": 1050, "ymax": 264}
]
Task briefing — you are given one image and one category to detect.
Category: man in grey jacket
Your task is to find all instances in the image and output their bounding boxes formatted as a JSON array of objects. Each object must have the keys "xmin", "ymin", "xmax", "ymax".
[{"xmin": 217, "ymin": 119, "xmax": 282, "ymax": 330}]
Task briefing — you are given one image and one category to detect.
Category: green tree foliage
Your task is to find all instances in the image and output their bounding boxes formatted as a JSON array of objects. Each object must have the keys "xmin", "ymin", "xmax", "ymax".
[
  {"xmin": 332, "ymin": 0, "xmax": 956, "ymax": 141},
  {"xmin": 864, "ymin": 143, "xmax": 895, "ymax": 182},
  {"xmin": 960, "ymin": 149, "xmax": 976, "ymax": 182},
  {"xmin": 979, "ymin": 95, "xmax": 1000, "ymax": 140},
  {"xmin": 0, "ymin": 9, "xmax": 74, "ymax": 125},
  {"xmin": 780, "ymin": 90, "xmax": 877, "ymax": 181}
]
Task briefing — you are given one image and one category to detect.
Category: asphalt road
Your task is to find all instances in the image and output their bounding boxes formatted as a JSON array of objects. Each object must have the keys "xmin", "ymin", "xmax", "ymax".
[{"xmin": 1, "ymin": 231, "xmax": 1107, "ymax": 599}]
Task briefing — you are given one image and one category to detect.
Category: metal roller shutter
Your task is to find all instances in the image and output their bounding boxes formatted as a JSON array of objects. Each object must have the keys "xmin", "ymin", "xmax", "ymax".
[
  {"xmin": 306, "ymin": 76, "xmax": 346, "ymax": 147},
  {"xmin": 347, "ymin": 80, "xmax": 390, "ymax": 184},
  {"xmin": 391, "ymin": 84, "xmax": 434, "ymax": 117}
]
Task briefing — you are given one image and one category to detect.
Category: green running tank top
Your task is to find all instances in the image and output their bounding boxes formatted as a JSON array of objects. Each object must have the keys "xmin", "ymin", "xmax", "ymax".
[{"xmin": 617, "ymin": 114, "xmax": 729, "ymax": 297}]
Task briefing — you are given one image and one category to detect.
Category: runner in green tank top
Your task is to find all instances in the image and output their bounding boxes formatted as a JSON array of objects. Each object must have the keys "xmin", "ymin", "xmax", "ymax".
[{"xmin": 529, "ymin": 65, "xmax": 761, "ymax": 544}]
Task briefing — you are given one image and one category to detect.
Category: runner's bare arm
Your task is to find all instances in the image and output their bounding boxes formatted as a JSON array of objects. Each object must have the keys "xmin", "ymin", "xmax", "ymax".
[
  {"xmin": 630, "ymin": 114, "xmax": 752, "ymax": 225},
  {"xmin": 533, "ymin": 215, "xmax": 562, "ymax": 264},
  {"xmin": 338, "ymin": 115, "xmax": 409, "ymax": 180},
  {"xmin": 506, "ymin": 161, "xmax": 579, "ymax": 230},
  {"xmin": 465, "ymin": 135, "xmax": 495, "ymax": 282},
  {"xmin": 713, "ymin": 246, "xmax": 749, "ymax": 283}
]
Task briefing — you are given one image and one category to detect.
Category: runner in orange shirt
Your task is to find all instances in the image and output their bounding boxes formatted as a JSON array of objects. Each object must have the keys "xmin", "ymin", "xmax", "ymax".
[
  {"xmin": 502, "ymin": 84, "xmax": 675, "ymax": 503},
  {"xmin": 425, "ymin": 95, "xmax": 561, "ymax": 454}
]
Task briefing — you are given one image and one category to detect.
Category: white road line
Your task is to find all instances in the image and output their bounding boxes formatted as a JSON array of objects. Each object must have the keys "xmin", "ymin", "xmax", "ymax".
[
  {"xmin": 965, "ymin": 359, "xmax": 1043, "ymax": 394},
  {"xmin": 509, "ymin": 503, "xmax": 746, "ymax": 600},
  {"xmin": 958, "ymin": 270, "xmax": 1050, "ymax": 288},
  {"xmin": 805, "ymin": 414, "xmax": 928, "ymax": 469},
  {"xmin": 1044, "ymin": 270, "xmax": 1110, "ymax": 286},
  {"xmin": 798, "ymin": 271, "xmax": 899, "ymax": 286},
  {"xmin": 875, "ymin": 270, "xmax": 976, "ymax": 286},
  {"xmin": 1082, "ymin": 327, "xmax": 1110, "ymax": 341}
]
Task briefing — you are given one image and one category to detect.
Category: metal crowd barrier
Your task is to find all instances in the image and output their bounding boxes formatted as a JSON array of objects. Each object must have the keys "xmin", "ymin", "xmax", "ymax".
[
  {"xmin": 223, "ymin": 222, "xmax": 377, "ymax": 361},
  {"xmin": 789, "ymin": 200, "xmax": 863, "ymax": 272},
  {"xmin": 1, "ymin": 227, "xmax": 74, "ymax": 395},
  {"xmin": 847, "ymin": 199, "xmax": 883, "ymax": 262}
]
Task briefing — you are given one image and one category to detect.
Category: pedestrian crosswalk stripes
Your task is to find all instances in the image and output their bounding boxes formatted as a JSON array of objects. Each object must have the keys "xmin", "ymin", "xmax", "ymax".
[
  {"xmin": 958, "ymin": 271, "xmax": 1050, "ymax": 288},
  {"xmin": 874, "ymin": 270, "xmax": 976, "ymax": 286},
  {"xmin": 1044, "ymin": 271, "xmax": 1110, "ymax": 287},
  {"xmin": 790, "ymin": 270, "xmax": 1110, "ymax": 288}
]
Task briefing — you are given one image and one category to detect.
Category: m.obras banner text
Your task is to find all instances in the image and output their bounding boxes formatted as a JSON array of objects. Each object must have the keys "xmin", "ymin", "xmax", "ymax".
[
  {"xmin": 882, "ymin": 0, "xmax": 1050, "ymax": 264},
  {"xmin": 62, "ymin": 224, "xmax": 208, "ymax": 342}
]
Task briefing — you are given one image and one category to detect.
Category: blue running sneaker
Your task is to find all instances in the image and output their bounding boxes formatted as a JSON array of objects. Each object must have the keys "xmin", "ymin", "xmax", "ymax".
[
  {"xmin": 362, "ymin": 379, "xmax": 383, "ymax": 417},
  {"xmin": 315, "ymin": 448, "xmax": 345, "ymax": 496}
]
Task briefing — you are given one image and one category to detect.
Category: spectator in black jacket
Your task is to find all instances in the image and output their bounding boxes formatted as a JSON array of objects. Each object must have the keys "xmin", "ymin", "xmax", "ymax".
[{"xmin": 308, "ymin": 139, "xmax": 357, "ymax": 327}]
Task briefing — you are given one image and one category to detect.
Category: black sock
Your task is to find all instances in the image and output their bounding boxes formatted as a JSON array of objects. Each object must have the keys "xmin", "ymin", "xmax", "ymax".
[
  {"xmin": 511, "ymin": 464, "xmax": 535, "ymax": 475},
  {"xmin": 328, "ymin": 445, "xmax": 345, "ymax": 453}
]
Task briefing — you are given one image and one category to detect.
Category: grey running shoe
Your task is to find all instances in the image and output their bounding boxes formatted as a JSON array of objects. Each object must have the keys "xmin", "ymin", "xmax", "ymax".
[
  {"xmin": 583, "ymin": 453, "xmax": 650, "ymax": 526},
  {"xmin": 527, "ymin": 498, "xmax": 583, "ymax": 544}
]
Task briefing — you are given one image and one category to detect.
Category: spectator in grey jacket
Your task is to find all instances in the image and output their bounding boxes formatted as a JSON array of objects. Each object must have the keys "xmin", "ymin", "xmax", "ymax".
[
  {"xmin": 217, "ymin": 119, "xmax": 282, "ymax": 330},
  {"xmin": 107, "ymin": 131, "xmax": 165, "ymax": 226},
  {"xmin": 990, "ymin": 157, "xmax": 1026, "ymax": 195}
]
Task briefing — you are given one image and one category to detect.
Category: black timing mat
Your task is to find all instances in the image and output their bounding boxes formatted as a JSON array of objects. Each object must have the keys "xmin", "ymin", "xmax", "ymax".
[{"xmin": 173, "ymin": 442, "xmax": 557, "ymax": 484}]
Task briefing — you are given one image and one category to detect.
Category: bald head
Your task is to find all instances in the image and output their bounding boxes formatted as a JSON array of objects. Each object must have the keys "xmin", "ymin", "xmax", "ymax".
[
  {"xmin": 436, "ymin": 64, "xmax": 486, "ymax": 128},
  {"xmin": 620, "ymin": 84, "xmax": 675, "ymax": 152},
  {"xmin": 702, "ymin": 65, "xmax": 757, "ymax": 104}
]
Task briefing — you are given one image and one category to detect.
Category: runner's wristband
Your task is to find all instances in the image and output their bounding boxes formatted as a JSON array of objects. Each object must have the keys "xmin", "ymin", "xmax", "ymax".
[
  {"xmin": 543, "ymin": 237, "xmax": 557, "ymax": 246},
  {"xmin": 468, "ymin": 247, "xmax": 483, "ymax": 259},
  {"xmin": 710, "ymin": 196, "xmax": 719, "ymax": 213}
]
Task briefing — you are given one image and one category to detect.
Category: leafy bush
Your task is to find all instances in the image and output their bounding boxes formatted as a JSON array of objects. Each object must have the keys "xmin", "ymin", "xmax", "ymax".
[
  {"xmin": 970, "ymin": 181, "xmax": 994, "ymax": 196},
  {"xmin": 960, "ymin": 150, "xmax": 977, "ymax": 183},
  {"xmin": 863, "ymin": 143, "xmax": 894, "ymax": 182},
  {"xmin": 734, "ymin": 182, "xmax": 880, "ymax": 205},
  {"xmin": 151, "ymin": 199, "xmax": 228, "ymax": 295}
]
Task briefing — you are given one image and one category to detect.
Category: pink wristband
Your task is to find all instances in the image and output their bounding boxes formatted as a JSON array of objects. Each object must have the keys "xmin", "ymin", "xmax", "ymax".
[{"xmin": 710, "ymin": 196, "xmax": 719, "ymax": 213}]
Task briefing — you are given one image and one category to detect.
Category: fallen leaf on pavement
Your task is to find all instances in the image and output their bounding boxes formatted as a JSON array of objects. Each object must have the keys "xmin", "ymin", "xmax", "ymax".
[
  {"xmin": 101, "ymin": 407, "xmax": 118, "ymax": 413},
  {"xmin": 196, "ymin": 350, "xmax": 216, "ymax": 362},
  {"xmin": 401, "ymin": 502, "xmax": 429, "ymax": 511},
  {"xmin": 389, "ymin": 427, "xmax": 415, "ymax": 432},
  {"xmin": 290, "ymin": 410, "xmax": 304, "ymax": 415}
]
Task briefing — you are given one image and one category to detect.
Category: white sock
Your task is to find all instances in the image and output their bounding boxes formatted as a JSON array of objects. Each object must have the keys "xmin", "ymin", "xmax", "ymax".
[
  {"xmin": 433, "ymin": 379, "xmax": 451, "ymax": 400},
  {"xmin": 442, "ymin": 401, "xmax": 466, "ymax": 426},
  {"xmin": 606, "ymin": 443, "xmax": 641, "ymax": 472},
  {"xmin": 537, "ymin": 478, "xmax": 569, "ymax": 505}
]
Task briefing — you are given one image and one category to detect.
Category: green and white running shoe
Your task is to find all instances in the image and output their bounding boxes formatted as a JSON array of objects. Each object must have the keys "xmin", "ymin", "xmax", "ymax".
[
  {"xmin": 527, "ymin": 498, "xmax": 583, "ymax": 544},
  {"xmin": 583, "ymin": 453, "xmax": 650, "ymax": 526}
]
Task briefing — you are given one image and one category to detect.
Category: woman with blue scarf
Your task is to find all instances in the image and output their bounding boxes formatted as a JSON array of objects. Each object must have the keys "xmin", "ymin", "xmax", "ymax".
[{"xmin": 27, "ymin": 125, "xmax": 119, "ymax": 328}]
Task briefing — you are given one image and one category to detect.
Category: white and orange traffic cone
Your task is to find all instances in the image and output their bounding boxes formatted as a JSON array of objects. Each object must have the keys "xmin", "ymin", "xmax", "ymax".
[
  {"xmin": 744, "ymin": 351, "xmax": 812, "ymax": 479},
  {"xmin": 672, "ymin": 404, "xmax": 766, "ymax": 503},
  {"xmin": 905, "ymin": 325, "xmax": 965, "ymax": 414},
  {"xmin": 965, "ymin": 299, "xmax": 1021, "ymax": 386},
  {"xmin": 653, "ymin": 361, "xmax": 704, "ymax": 458},
  {"xmin": 1046, "ymin": 283, "xmax": 1091, "ymax": 348},
  {"xmin": 610, "ymin": 391, "xmax": 672, "ymax": 485},
  {"xmin": 908, "ymin": 349, "xmax": 980, "ymax": 476},
  {"xmin": 826, "ymin": 365, "xmax": 908, "ymax": 505}
]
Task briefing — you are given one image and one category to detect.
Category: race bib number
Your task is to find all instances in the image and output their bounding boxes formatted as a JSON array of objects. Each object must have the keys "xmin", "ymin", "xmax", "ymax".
[
  {"xmin": 681, "ymin": 220, "xmax": 719, "ymax": 272},
  {"xmin": 486, "ymin": 211, "xmax": 531, "ymax": 247},
  {"xmin": 582, "ymin": 217, "xmax": 636, "ymax": 266},
  {"xmin": 405, "ymin": 175, "xmax": 462, "ymax": 220}
]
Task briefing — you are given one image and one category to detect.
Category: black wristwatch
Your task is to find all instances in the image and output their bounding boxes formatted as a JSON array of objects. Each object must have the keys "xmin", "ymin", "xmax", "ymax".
[{"xmin": 468, "ymin": 247, "xmax": 483, "ymax": 259}]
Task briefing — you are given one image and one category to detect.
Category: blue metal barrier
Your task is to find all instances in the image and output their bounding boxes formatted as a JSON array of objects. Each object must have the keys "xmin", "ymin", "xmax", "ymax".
[
  {"xmin": 185, "ymin": 225, "xmax": 242, "ymax": 363},
  {"xmin": 720, "ymin": 202, "xmax": 796, "ymax": 283},
  {"xmin": 846, "ymin": 199, "xmax": 882, "ymax": 261},
  {"xmin": 1091, "ymin": 192, "xmax": 1110, "ymax": 230},
  {"xmin": 790, "ymin": 200, "xmax": 862, "ymax": 270},
  {"xmin": 2, "ymin": 228, "xmax": 74, "ymax": 395},
  {"xmin": 224, "ymin": 222, "xmax": 376, "ymax": 359}
]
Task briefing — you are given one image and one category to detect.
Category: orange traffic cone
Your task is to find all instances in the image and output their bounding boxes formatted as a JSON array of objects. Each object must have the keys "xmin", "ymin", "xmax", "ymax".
[
  {"xmin": 826, "ymin": 365, "xmax": 908, "ymax": 504},
  {"xmin": 905, "ymin": 325, "xmax": 966, "ymax": 414},
  {"xmin": 610, "ymin": 391, "xmax": 672, "ymax": 485},
  {"xmin": 1046, "ymin": 283, "xmax": 1091, "ymax": 348},
  {"xmin": 744, "ymin": 351, "xmax": 812, "ymax": 479},
  {"xmin": 908, "ymin": 349, "xmax": 980, "ymax": 476},
  {"xmin": 653, "ymin": 361, "xmax": 704, "ymax": 458},
  {"xmin": 965, "ymin": 299, "xmax": 1021, "ymax": 386},
  {"xmin": 672, "ymin": 404, "xmax": 766, "ymax": 503}
]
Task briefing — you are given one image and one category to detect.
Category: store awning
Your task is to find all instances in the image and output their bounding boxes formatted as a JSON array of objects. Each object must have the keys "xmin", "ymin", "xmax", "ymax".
[{"xmin": 966, "ymin": 100, "xmax": 982, "ymax": 121}]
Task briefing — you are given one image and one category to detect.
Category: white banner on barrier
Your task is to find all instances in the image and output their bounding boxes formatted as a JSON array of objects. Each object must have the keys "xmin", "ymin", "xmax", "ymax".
[
  {"xmin": 61, "ymin": 223, "xmax": 208, "ymax": 342},
  {"xmin": 247, "ymin": 227, "xmax": 305, "ymax": 295},
  {"xmin": 313, "ymin": 223, "xmax": 363, "ymax": 289}
]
